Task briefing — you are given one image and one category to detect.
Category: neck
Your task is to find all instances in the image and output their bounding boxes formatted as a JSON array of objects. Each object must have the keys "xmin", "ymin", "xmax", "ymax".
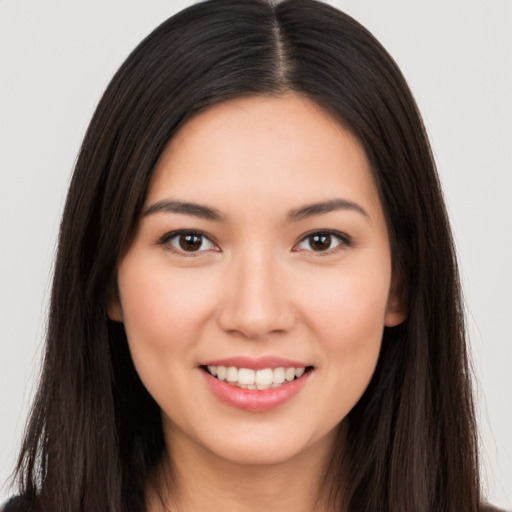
[{"xmin": 148, "ymin": 423, "xmax": 345, "ymax": 512}]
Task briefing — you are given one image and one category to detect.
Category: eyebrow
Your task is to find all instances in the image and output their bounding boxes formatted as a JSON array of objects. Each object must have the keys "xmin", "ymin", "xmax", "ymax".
[
  {"xmin": 143, "ymin": 199, "xmax": 224, "ymax": 221},
  {"xmin": 287, "ymin": 198, "xmax": 368, "ymax": 222},
  {"xmin": 143, "ymin": 197, "xmax": 368, "ymax": 223}
]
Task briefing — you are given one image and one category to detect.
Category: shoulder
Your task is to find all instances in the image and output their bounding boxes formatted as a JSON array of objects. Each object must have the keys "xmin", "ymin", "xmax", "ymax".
[
  {"xmin": 0, "ymin": 496, "xmax": 36, "ymax": 512},
  {"xmin": 2, "ymin": 496, "xmax": 508, "ymax": 512}
]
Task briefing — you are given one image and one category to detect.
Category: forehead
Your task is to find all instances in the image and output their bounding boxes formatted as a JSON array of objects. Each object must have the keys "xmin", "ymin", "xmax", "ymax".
[{"xmin": 145, "ymin": 94, "xmax": 382, "ymax": 219}]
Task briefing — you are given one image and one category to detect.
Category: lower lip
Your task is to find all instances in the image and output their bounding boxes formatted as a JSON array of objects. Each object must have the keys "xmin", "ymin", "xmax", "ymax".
[{"xmin": 201, "ymin": 368, "xmax": 311, "ymax": 412}]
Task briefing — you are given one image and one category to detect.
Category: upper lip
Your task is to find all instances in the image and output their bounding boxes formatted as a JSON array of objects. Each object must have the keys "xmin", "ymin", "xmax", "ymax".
[{"xmin": 200, "ymin": 356, "xmax": 311, "ymax": 370}]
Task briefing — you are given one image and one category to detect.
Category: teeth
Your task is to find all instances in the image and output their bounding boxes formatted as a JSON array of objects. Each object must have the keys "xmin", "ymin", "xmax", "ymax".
[
  {"xmin": 285, "ymin": 367, "xmax": 296, "ymax": 381},
  {"xmin": 238, "ymin": 368, "xmax": 255, "ymax": 385},
  {"xmin": 216, "ymin": 366, "xmax": 226, "ymax": 381},
  {"xmin": 256, "ymin": 368, "xmax": 273, "ymax": 387},
  {"xmin": 273, "ymin": 367, "xmax": 285, "ymax": 384},
  {"xmin": 205, "ymin": 365, "xmax": 308, "ymax": 389},
  {"xmin": 226, "ymin": 366, "xmax": 238, "ymax": 382}
]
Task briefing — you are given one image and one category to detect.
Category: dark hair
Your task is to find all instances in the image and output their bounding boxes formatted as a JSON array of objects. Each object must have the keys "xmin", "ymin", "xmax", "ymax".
[{"xmin": 14, "ymin": 0, "xmax": 480, "ymax": 510}]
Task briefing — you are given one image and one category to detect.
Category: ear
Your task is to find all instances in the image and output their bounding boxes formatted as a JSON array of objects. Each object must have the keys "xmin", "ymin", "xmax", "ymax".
[
  {"xmin": 384, "ymin": 270, "xmax": 407, "ymax": 327},
  {"xmin": 107, "ymin": 282, "xmax": 124, "ymax": 323}
]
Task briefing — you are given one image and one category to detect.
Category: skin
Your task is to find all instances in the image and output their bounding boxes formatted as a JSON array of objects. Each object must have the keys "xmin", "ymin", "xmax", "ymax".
[{"xmin": 109, "ymin": 94, "xmax": 405, "ymax": 512}]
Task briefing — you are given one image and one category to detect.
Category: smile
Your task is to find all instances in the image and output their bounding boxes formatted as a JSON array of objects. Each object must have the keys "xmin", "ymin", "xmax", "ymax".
[
  {"xmin": 205, "ymin": 365, "xmax": 307, "ymax": 390},
  {"xmin": 200, "ymin": 359, "xmax": 314, "ymax": 412}
]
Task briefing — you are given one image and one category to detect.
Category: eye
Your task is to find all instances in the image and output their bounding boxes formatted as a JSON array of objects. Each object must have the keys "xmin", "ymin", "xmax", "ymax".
[
  {"xmin": 160, "ymin": 231, "xmax": 217, "ymax": 254},
  {"xmin": 295, "ymin": 231, "xmax": 348, "ymax": 253}
]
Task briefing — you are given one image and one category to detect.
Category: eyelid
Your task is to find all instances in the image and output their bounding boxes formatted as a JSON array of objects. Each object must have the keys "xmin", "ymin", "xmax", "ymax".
[
  {"xmin": 157, "ymin": 228, "xmax": 351, "ymax": 256},
  {"xmin": 158, "ymin": 229, "xmax": 220, "ymax": 255},
  {"xmin": 293, "ymin": 230, "xmax": 352, "ymax": 254}
]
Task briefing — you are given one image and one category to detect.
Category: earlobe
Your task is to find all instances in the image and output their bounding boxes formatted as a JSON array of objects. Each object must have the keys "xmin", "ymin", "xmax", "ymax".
[
  {"xmin": 107, "ymin": 285, "xmax": 124, "ymax": 323},
  {"xmin": 384, "ymin": 273, "xmax": 407, "ymax": 327},
  {"xmin": 384, "ymin": 302, "xmax": 406, "ymax": 327}
]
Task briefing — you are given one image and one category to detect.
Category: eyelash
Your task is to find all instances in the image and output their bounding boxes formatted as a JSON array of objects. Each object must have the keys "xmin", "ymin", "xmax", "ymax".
[
  {"xmin": 158, "ymin": 230, "xmax": 220, "ymax": 256},
  {"xmin": 293, "ymin": 230, "xmax": 352, "ymax": 254},
  {"xmin": 158, "ymin": 229, "xmax": 352, "ymax": 256}
]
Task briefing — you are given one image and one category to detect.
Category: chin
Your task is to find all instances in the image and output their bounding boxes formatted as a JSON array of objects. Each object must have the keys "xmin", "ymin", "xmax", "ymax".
[{"xmin": 198, "ymin": 423, "xmax": 337, "ymax": 468}]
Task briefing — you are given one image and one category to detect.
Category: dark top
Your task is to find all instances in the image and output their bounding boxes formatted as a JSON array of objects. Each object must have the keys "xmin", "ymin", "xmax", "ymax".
[
  {"xmin": 1, "ymin": 497, "xmax": 29, "ymax": 512},
  {"xmin": 1, "ymin": 495, "xmax": 508, "ymax": 511},
  {"xmin": 1, "ymin": 496, "xmax": 34, "ymax": 512}
]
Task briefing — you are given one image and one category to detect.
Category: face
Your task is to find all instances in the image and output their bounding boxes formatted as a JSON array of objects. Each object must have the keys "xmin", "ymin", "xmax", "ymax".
[{"xmin": 110, "ymin": 95, "xmax": 405, "ymax": 468}]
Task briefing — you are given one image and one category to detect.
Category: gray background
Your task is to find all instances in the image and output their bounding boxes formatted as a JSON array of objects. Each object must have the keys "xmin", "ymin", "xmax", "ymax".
[{"xmin": 1, "ymin": 0, "xmax": 511, "ymax": 508}]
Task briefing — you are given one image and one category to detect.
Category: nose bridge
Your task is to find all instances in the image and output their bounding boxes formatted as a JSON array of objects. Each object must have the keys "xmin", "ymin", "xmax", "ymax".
[{"xmin": 218, "ymin": 242, "xmax": 294, "ymax": 338}]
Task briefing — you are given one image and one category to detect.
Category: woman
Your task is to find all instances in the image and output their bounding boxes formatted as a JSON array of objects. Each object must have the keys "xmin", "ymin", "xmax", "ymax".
[{"xmin": 3, "ymin": 0, "xmax": 500, "ymax": 510}]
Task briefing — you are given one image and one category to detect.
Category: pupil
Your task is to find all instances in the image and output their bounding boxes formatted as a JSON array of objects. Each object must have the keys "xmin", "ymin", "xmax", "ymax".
[
  {"xmin": 311, "ymin": 234, "xmax": 331, "ymax": 251},
  {"xmin": 179, "ymin": 234, "xmax": 202, "ymax": 251}
]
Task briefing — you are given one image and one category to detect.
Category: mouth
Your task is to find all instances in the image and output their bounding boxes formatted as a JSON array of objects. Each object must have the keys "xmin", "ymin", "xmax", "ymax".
[
  {"xmin": 200, "ymin": 360, "xmax": 314, "ymax": 412},
  {"xmin": 201, "ymin": 365, "xmax": 313, "ymax": 390}
]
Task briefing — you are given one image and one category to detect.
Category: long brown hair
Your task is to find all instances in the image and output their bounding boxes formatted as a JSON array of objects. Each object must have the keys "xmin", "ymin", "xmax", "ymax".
[{"xmin": 14, "ymin": 0, "xmax": 479, "ymax": 510}]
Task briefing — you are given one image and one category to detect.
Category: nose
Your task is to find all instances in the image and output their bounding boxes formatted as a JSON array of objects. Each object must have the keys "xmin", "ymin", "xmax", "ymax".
[{"xmin": 217, "ymin": 249, "xmax": 296, "ymax": 339}]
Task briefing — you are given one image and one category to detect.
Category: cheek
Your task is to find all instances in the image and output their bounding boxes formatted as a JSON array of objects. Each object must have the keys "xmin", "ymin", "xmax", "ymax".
[
  {"xmin": 300, "ymin": 263, "xmax": 391, "ymax": 339},
  {"xmin": 116, "ymin": 257, "xmax": 217, "ymax": 367},
  {"xmin": 298, "ymin": 264, "xmax": 390, "ymax": 403},
  {"xmin": 115, "ymin": 257, "xmax": 224, "ymax": 421}
]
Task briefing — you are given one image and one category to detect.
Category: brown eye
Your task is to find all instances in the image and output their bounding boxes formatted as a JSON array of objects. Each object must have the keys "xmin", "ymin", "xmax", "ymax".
[
  {"xmin": 309, "ymin": 234, "xmax": 332, "ymax": 251},
  {"xmin": 296, "ymin": 231, "xmax": 346, "ymax": 253},
  {"xmin": 179, "ymin": 233, "xmax": 203, "ymax": 251},
  {"xmin": 163, "ymin": 231, "xmax": 216, "ymax": 253}
]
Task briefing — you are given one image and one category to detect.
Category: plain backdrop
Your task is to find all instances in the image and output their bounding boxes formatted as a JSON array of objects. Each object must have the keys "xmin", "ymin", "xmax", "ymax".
[{"xmin": 1, "ymin": 0, "xmax": 511, "ymax": 508}]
